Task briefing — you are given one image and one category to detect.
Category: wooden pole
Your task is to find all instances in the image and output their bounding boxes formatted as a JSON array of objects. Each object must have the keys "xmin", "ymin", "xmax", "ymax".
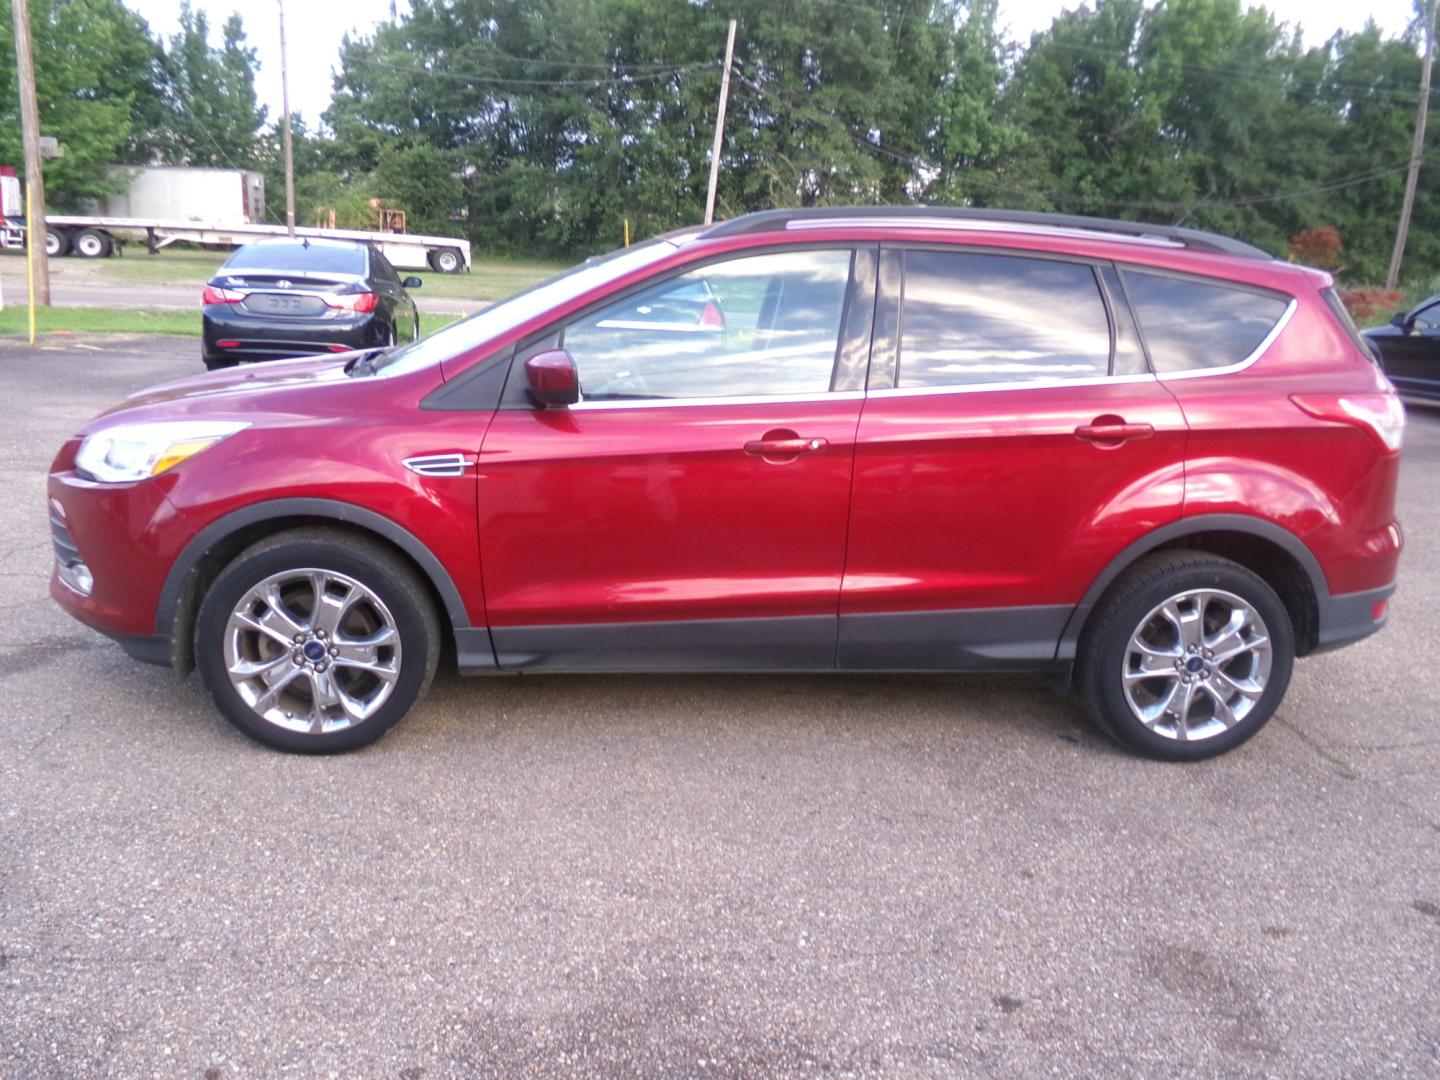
[
  {"xmin": 10, "ymin": 0, "xmax": 50, "ymax": 320},
  {"xmin": 703, "ymin": 20, "xmax": 737, "ymax": 226},
  {"xmin": 1386, "ymin": 0, "xmax": 1436, "ymax": 290},
  {"xmin": 278, "ymin": 0, "xmax": 296, "ymax": 236}
]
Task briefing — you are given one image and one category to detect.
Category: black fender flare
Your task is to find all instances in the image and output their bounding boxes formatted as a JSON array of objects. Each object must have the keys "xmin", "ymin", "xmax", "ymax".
[
  {"xmin": 154, "ymin": 497, "xmax": 473, "ymax": 639},
  {"xmin": 1054, "ymin": 513, "xmax": 1329, "ymax": 661}
]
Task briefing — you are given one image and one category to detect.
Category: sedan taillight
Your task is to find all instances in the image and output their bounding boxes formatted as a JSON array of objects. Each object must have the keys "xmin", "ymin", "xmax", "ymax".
[
  {"xmin": 326, "ymin": 292, "xmax": 379, "ymax": 313},
  {"xmin": 202, "ymin": 285, "xmax": 244, "ymax": 305}
]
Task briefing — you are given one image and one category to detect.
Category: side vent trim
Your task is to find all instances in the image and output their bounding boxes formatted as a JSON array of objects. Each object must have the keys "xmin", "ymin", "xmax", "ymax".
[{"xmin": 403, "ymin": 452, "xmax": 471, "ymax": 478}]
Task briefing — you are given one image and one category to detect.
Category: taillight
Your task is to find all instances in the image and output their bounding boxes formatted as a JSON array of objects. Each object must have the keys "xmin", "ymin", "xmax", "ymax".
[
  {"xmin": 699, "ymin": 301, "xmax": 725, "ymax": 329},
  {"xmin": 326, "ymin": 292, "xmax": 378, "ymax": 313},
  {"xmin": 1290, "ymin": 392, "xmax": 1405, "ymax": 454},
  {"xmin": 202, "ymin": 285, "xmax": 243, "ymax": 305}
]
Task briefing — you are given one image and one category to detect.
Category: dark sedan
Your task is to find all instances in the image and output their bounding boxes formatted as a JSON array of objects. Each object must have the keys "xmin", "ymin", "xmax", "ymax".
[
  {"xmin": 202, "ymin": 238, "xmax": 422, "ymax": 369},
  {"xmin": 1363, "ymin": 294, "xmax": 1440, "ymax": 401}
]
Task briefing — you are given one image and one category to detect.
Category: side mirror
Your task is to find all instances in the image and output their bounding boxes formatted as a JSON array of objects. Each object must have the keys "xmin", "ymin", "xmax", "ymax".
[
  {"xmin": 402, "ymin": 276, "xmax": 423, "ymax": 289},
  {"xmin": 525, "ymin": 349, "xmax": 580, "ymax": 408}
]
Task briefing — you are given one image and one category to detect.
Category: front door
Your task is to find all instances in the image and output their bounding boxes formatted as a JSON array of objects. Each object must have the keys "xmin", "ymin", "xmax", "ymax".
[
  {"xmin": 1379, "ymin": 299, "xmax": 1440, "ymax": 398},
  {"xmin": 839, "ymin": 246, "xmax": 1189, "ymax": 669},
  {"xmin": 477, "ymin": 246, "xmax": 876, "ymax": 670}
]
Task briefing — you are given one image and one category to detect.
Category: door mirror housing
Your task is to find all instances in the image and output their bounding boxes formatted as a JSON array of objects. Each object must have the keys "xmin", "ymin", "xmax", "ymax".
[
  {"xmin": 402, "ymin": 276, "xmax": 423, "ymax": 289},
  {"xmin": 1391, "ymin": 311, "xmax": 1412, "ymax": 331},
  {"xmin": 525, "ymin": 349, "xmax": 581, "ymax": 408}
]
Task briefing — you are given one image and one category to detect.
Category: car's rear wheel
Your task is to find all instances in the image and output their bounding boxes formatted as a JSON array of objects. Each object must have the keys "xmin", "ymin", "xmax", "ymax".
[
  {"xmin": 1076, "ymin": 552, "xmax": 1294, "ymax": 761},
  {"xmin": 195, "ymin": 529, "xmax": 440, "ymax": 753}
]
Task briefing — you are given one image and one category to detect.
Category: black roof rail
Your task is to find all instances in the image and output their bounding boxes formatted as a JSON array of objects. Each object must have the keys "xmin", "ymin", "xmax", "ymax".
[{"xmin": 700, "ymin": 206, "xmax": 1273, "ymax": 260}]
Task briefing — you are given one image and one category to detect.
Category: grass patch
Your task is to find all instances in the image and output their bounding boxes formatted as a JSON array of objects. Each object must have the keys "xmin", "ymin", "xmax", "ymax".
[
  {"xmin": 0, "ymin": 305, "xmax": 201, "ymax": 337},
  {"xmin": 40, "ymin": 245, "xmax": 567, "ymax": 302},
  {"xmin": 0, "ymin": 304, "xmax": 465, "ymax": 342}
]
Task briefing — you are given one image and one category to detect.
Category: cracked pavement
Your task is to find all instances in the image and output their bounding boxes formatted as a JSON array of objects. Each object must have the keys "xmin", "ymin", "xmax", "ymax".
[{"xmin": 1, "ymin": 336, "xmax": 1437, "ymax": 1077}]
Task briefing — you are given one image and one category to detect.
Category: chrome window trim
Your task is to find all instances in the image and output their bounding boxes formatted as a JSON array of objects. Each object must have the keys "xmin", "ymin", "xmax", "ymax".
[
  {"xmin": 785, "ymin": 217, "xmax": 1186, "ymax": 250},
  {"xmin": 866, "ymin": 372, "xmax": 1159, "ymax": 399},
  {"xmin": 568, "ymin": 390, "xmax": 867, "ymax": 411},
  {"xmin": 1153, "ymin": 298, "xmax": 1297, "ymax": 382}
]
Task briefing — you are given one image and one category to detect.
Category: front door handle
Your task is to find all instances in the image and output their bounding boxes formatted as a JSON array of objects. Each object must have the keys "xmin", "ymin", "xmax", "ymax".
[
  {"xmin": 1074, "ymin": 416, "xmax": 1154, "ymax": 445},
  {"xmin": 743, "ymin": 429, "xmax": 828, "ymax": 460}
]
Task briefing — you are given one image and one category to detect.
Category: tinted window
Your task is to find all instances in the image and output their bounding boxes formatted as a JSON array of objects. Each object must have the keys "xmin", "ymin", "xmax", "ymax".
[
  {"xmin": 1122, "ymin": 270, "xmax": 1290, "ymax": 373},
  {"xmin": 370, "ymin": 250, "xmax": 401, "ymax": 287},
  {"xmin": 224, "ymin": 242, "xmax": 367, "ymax": 276},
  {"xmin": 562, "ymin": 250, "xmax": 852, "ymax": 401},
  {"xmin": 897, "ymin": 251, "xmax": 1111, "ymax": 388},
  {"xmin": 1414, "ymin": 301, "xmax": 1440, "ymax": 330}
]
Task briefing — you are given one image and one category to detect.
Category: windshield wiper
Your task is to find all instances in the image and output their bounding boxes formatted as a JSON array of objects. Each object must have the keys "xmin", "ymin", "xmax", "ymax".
[{"xmin": 345, "ymin": 347, "xmax": 393, "ymax": 377}]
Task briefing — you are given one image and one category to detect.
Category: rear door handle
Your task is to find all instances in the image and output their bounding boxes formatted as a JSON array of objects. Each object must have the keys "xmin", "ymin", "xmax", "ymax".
[{"xmin": 1074, "ymin": 419, "xmax": 1154, "ymax": 444}]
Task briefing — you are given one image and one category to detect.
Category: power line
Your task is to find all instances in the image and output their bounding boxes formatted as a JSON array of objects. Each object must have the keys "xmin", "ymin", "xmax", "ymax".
[{"xmin": 343, "ymin": 54, "xmax": 713, "ymax": 88}]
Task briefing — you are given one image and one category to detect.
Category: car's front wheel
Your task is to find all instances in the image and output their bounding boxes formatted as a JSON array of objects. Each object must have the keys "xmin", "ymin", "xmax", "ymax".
[
  {"xmin": 195, "ymin": 529, "xmax": 440, "ymax": 753},
  {"xmin": 1076, "ymin": 552, "xmax": 1294, "ymax": 761}
]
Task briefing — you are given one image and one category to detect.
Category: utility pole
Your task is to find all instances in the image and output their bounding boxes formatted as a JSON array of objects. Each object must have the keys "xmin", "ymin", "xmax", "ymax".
[
  {"xmin": 1386, "ymin": 0, "xmax": 1436, "ymax": 290},
  {"xmin": 278, "ymin": 0, "xmax": 296, "ymax": 236},
  {"xmin": 10, "ymin": 0, "xmax": 50, "ymax": 315},
  {"xmin": 704, "ymin": 19, "xmax": 737, "ymax": 226}
]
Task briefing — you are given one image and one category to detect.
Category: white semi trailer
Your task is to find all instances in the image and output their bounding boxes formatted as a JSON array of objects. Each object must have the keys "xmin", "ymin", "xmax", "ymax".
[{"xmin": 0, "ymin": 165, "xmax": 472, "ymax": 274}]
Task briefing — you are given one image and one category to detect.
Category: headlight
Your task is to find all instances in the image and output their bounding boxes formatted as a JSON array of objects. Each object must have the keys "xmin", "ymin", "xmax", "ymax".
[{"xmin": 75, "ymin": 420, "xmax": 249, "ymax": 483}]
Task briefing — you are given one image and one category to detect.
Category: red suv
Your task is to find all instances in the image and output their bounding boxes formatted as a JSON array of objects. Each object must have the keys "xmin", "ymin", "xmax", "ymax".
[{"xmin": 47, "ymin": 208, "xmax": 1404, "ymax": 759}]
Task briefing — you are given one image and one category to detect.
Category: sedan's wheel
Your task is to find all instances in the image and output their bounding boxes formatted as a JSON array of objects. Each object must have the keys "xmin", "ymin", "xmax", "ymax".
[
  {"xmin": 1077, "ymin": 552, "xmax": 1294, "ymax": 761},
  {"xmin": 196, "ymin": 529, "xmax": 439, "ymax": 753}
]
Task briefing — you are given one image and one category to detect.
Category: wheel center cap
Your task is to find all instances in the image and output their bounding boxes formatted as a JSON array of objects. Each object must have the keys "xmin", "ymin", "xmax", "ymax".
[
  {"xmin": 302, "ymin": 640, "xmax": 327, "ymax": 661},
  {"xmin": 1185, "ymin": 656, "xmax": 1206, "ymax": 673}
]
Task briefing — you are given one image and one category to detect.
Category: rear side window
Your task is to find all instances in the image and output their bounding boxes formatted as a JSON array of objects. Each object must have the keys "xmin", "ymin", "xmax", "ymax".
[
  {"xmin": 897, "ymin": 251, "xmax": 1111, "ymax": 388},
  {"xmin": 1320, "ymin": 287, "xmax": 1378, "ymax": 363},
  {"xmin": 224, "ymin": 243, "xmax": 367, "ymax": 276},
  {"xmin": 1122, "ymin": 269, "xmax": 1289, "ymax": 373}
]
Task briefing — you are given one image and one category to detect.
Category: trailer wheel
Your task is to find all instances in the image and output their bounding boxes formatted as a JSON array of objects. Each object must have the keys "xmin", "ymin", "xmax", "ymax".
[
  {"xmin": 45, "ymin": 229, "xmax": 70, "ymax": 257},
  {"xmin": 427, "ymin": 248, "xmax": 462, "ymax": 274},
  {"xmin": 73, "ymin": 229, "xmax": 112, "ymax": 258}
]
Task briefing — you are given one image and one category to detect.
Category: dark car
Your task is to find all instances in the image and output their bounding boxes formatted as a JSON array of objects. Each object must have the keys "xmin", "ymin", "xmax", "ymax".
[
  {"xmin": 201, "ymin": 238, "xmax": 423, "ymax": 369},
  {"xmin": 1362, "ymin": 294, "xmax": 1440, "ymax": 401},
  {"xmin": 50, "ymin": 207, "xmax": 1403, "ymax": 760}
]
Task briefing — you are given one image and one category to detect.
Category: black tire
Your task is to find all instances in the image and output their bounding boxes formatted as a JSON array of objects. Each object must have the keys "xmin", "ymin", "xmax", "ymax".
[
  {"xmin": 73, "ymin": 228, "xmax": 112, "ymax": 258},
  {"xmin": 203, "ymin": 354, "xmax": 232, "ymax": 371},
  {"xmin": 427, "ymin": 247, "xmax": 462, "ymax": 274},
  {"xmin": 195, "ymin": 528, "xmax": 441, "ymax": 753},
  {"xmin": 1076, "ymin": 551, "xmax": 1294, "ymax": 761},
  {"xmin": 45, "ymin": 229, "xmax": 70, "ymax": 257}
]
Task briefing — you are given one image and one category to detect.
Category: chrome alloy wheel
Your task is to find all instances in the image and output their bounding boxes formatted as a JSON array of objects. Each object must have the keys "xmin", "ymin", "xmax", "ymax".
[
  {"xmin": 223, "ymin": 568, "xmax": 402, "ymax": 734},
  {"xmin": 1121, "ymin": 588, "xmax": 1272, "ymax": 742}
]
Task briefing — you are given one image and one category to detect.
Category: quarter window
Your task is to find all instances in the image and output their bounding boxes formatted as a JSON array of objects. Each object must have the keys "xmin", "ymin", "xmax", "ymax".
[
  {"xmin": 896, "ymin": 251, "xmax": 1112, "ymax": 388},
  {"xmin": 562, "ymin": 250, "xmax": 853, "ymax": 401},
  {"xmin": 1121, "ymin": 270, "xmax": 1290, "ymax": 373}
]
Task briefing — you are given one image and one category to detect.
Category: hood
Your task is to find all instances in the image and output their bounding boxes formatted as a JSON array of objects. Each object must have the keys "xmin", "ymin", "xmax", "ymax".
[{"xmin": 118, "ymin": 355, "xmax": 355, "ymax": 411}]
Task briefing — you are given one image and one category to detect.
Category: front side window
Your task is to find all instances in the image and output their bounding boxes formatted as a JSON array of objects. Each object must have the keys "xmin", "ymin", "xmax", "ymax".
[
  {"xmin": 1122, "ymin": 269, "xmax": 1290, "ymax": 373},
  {"xmin": 1413, "ymin": 302, "xmax": 1440, "ymax": 331},
  {"xmin": 896, "ymin": 251, "xmax": 1112, "ymax": 388},
  {"xmin": 562, "ymin": 249, "xmax": 853, "ymax": 401}
]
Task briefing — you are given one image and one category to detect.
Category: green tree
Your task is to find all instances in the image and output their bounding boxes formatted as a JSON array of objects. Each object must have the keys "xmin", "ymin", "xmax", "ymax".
[
  {"xmin": 0, "ymin": 0, "xmax": 168, "ymax": 208},
  {"xmin": 161, "ymin": 3, "xmax": 266, "ymax": 168}
]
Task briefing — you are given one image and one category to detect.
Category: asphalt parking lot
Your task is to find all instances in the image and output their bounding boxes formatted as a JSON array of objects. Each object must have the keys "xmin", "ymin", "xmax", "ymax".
[{"xmin": 2, "ymin": 335, "xmax": 1437, "ymax": 1078}]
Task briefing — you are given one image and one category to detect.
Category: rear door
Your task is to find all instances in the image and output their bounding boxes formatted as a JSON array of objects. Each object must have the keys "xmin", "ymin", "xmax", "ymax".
[
  {"xmin": 476, "ymin": 246, "xmax": 876, "ymax": 670},
  {"xmin": 839, "ymin": 246, "xmax": 1188, "ymax": 669}
]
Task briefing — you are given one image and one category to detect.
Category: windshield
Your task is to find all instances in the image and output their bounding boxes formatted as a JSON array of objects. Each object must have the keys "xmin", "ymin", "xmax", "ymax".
[{"xmin": 368, "ymin": 239, "xmax": 681, "ymax": 378}]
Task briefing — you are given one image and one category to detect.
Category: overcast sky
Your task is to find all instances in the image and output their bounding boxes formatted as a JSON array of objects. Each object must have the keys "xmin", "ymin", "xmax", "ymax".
[{"xmin": 125, "ymin": 0, "xmax": 1423, "ymax": 129}]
